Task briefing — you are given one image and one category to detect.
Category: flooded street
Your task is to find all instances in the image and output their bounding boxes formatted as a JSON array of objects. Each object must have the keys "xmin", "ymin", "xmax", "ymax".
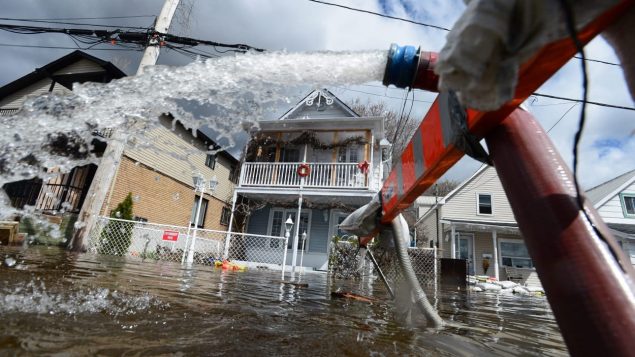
[{"xmin": 0, "ymin": 246, "xmax": 566, "ymax": 356}]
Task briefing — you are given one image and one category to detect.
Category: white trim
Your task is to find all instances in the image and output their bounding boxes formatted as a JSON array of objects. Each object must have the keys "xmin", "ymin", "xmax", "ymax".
[
  {"xmin": 476, "ymin": 192, "xmax": 494, "ymax": 216},
  {"xmin": 455, "ymin": 232, "xmax": 475, "ymax": 274},
  {"xmin": 593, "ymin": 173, "xmax": 635, "ymax": 209},
  {"xmin": 498, "ymin": 237, "xmax": 533, "ymax": 269}
]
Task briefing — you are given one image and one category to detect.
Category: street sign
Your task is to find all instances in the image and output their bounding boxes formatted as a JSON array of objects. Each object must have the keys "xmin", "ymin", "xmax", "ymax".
[{"xmin": 162, "ymin": 230, "xmax": 179, "ymax": 241}]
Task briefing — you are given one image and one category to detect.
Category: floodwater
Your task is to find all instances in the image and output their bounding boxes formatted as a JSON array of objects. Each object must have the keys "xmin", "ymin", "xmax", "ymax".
[{"xmin": 0, "ymin": 246, "xmax": 566, "ymax": 356}]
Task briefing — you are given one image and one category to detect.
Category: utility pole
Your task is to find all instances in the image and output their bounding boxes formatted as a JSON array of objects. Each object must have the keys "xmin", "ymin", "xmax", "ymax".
[{"xmin": 69, "ymin": 0, "xmax": 181, "ymax": 251}]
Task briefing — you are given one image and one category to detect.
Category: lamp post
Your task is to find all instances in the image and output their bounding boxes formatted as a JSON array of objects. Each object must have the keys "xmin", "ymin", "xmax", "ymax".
[
  {"xmin": 185, "ymin": 174, "xmax": 218, "ymax": 264},
  {"xmin": 281, "ymin": 215, "xmax": 293, "ymax": 279},
  {"xmin": 299, "ymin": 231, "xmax": 307, "ymax": 273}
]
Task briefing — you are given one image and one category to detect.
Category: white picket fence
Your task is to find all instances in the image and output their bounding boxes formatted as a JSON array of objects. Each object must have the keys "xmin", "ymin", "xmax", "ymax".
[{"xmin": 86, "ymin": 217, "xmax": 287, "ymax": 269}]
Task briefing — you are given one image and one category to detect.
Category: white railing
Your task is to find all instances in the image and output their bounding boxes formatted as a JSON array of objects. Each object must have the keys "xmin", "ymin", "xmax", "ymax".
[{"xmin": 240, "ymin": 162, "xmax": 372, "ymax": 189}]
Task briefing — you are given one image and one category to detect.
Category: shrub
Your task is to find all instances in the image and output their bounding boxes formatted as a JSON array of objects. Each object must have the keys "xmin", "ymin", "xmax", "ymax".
[{"xmin": 98, "ymin": 193, "xmax": 134, "ymax": 256}]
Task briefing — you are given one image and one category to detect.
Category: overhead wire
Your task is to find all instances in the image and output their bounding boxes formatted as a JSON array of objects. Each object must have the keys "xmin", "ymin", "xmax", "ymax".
[{"xmin": 306, "ymin": 0, "xmax": 621, "ymax": 67}]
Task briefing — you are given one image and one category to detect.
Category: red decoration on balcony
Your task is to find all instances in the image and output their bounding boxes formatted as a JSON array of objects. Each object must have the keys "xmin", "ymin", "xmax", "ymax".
[
  {"xmin": 297, "ymin": 163, "xmax": 311, "ymax": 177},
  {"xmin": 357, "ymin": 160, "xmax": 370, "ymax": 174}
]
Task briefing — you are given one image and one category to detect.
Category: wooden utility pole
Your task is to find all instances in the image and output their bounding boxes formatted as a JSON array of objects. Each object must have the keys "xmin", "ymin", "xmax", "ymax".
[{"xmin": 69, "ymin": 0, "xmax": 181, "ymax": 251}]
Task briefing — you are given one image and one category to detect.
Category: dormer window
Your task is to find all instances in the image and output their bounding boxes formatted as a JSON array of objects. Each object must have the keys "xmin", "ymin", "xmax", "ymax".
[
  {"xmin": 621, "ymin": 193, "xmax": 635, "ymax": 217},
  {"xmin": 477, "ymin": 193, "xmax": 493, "ymax": 215}
]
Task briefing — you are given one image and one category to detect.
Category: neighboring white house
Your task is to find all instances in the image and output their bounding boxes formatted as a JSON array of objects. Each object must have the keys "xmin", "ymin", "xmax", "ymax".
[
  {"xmin": 228, "ymin": 88, "xmax": 388, "ymax": 271},
  {"xmin": 416, "ymin": 165, "xmax": 536, "ymax": 284},
  {"xmin": 586, "ymin": 169, "xmax": 635, "ymax": 266},
  {"xmin": 417, "ymin": 165, "xmax": 635, "ymax": 284}
]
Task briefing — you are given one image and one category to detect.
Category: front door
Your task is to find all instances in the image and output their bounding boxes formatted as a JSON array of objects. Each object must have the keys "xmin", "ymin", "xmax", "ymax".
[{"xmin": 456, "ymin": 234, "xmax": 474, "ymax": 275}]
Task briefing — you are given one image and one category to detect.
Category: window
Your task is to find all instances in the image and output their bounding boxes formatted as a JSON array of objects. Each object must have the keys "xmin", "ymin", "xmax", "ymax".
[
  {"xmin": 220, "ymin": 206, "xmax": 231, "ymax": 226},
  {"xmin": 280, "ymin": 147, "xmax": 300, "ymax": 162},
  {"xmin": 337, "ymin": 145, "xmax": 360, "ymax": 163},
  {"xmin": 500, "ymin": 240, "xmax": 533, "ymax": 268},
  {"xmin": 620, "ymin": 193, "xmax": 635, "ymax": 217},
  {"xmin": 190, "ymin": 196, "xmax": 208, "ymax": 228},
  {"xmin": 228, "ymin": 165, "xmax": 239, "ymax": 184},
  {"xmin": 477, "ymin": 193, "xmax": 492, "ymax": 215},
  {"xmin": 205, "ymin": 154, "xmax": 216, "ymax": 169},
  {"xmin": 268, "ymin": 209, "xmax": 310, "ymax": 250}
]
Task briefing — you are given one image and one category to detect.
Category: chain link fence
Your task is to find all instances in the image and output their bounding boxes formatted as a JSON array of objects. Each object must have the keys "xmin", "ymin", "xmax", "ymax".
[
  {"xmin": 328, "ymin": 235, "xmax": 438, "ymax": 292},
  {"xmin": 86, "ymin": 217, "xmax": 286, "ymax": 268}
]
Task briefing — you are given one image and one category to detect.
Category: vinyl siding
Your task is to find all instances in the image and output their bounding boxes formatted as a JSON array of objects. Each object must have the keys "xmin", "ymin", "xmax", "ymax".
[
  {"xmin": 597, "ymin": 182, "xmax": 635, "ymax": 224},
  {"xmin": 443, "ymin": 167, "xmax": 516, "ymax": 223},
  {"xmin": 308, "ymin": 209, "xmax": 329, "ymax": 253},
  {"xmin": 124, "ymin": 124, "xmax": 235, "ymax": 203},
  {"xmin": 53, "ymin": 58, "xmax": 104, "ymax": 75},
  {"xmin": 246, "ymin": 206, "xmax": 271, "ymax": 236},
  {"xmin": 0, "ymin": 79, "xmax": 52, "ymax": 108}
]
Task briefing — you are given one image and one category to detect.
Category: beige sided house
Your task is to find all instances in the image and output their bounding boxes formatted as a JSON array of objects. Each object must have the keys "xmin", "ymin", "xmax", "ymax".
[
  {"xmin": 104, "ymin": 115, "xmax": 238, "ymax": 231},
  {"xmin": 586, "ymin": 169, "xmax": 635, "ymax": 266},
  {"xmin": 0, "ymin": 50, "xmax": 238, "ymax": 235},
  {"xmin": 416, "ymin": 166, "xmax": 537, "ymax": 284}
]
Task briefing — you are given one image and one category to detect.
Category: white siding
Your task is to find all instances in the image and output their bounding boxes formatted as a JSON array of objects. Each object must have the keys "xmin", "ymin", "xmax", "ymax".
[
  {"xmin": 53, "ymin": 58, "xmax": 104, "ymax": 75},
  {"xmin": 443, "ymin": 167, "xmax": 516, "ymax": 224},
  {"xmin": 124, "ymin": 125, "xmax": 236, "ymax": 202},
  {"xmin": 0, "ymin": 79, "xmax": 52, "ymax": 108},
  {"xmin": 598, "ymin": 181, "xmax": 635, "ymax": 224}
]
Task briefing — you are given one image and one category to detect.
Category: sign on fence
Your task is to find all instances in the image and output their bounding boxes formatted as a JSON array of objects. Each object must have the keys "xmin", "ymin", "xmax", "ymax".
[{"xmin": 162, "ymin": 230, "xmax": 179, "ymax": 241}]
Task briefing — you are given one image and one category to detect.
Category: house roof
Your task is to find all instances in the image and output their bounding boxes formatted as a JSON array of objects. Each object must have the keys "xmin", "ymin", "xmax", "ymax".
[
  {"xmin": 586, "ymin": 169, "xmax": 635, "ymax": 207},
  {"xmin": 440, "ymin": 164, "xmax": 489, "ymax": 204},
  {"xmin": 0, "ymin": 50, "xmax": 126, "ymax": 101},
  {"xmin": 0, "ymin": 51, "xmax": 237, "ymax": 164},
  {"xmin": 278, "ymin": 88, "xmax": 359, "ymax": 120}
]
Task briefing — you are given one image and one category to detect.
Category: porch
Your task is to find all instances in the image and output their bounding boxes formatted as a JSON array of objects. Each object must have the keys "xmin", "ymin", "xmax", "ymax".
[{"xmin": 240, "ymin": 162, "xmax": 379, "ymax": 190}]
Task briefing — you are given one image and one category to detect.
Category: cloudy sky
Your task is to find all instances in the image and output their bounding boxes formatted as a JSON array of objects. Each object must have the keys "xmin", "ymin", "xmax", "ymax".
[{"xmin": 0, "ymin": 0, "xmax": 633, "ymax": 188}]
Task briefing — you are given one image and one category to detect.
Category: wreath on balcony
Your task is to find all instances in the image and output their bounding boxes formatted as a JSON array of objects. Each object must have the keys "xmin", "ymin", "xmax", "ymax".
[{"xmin": 297, "ymin": 163, "xmax": 311, "ymax": 177}]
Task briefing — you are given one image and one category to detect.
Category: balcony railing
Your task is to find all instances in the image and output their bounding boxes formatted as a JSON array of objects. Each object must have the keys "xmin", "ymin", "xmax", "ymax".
[{"xmin": 240, "ymin": 162, "xmax": 373, "ymax": 190}]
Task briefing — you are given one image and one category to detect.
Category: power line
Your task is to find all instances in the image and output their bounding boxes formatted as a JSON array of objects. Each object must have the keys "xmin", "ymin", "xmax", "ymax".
[
  {"xmin": 334, "ymin": 86, "xmax": 433, "ymax": 103},
  {"xmin": 0, "ymin": 43, "xmax": 141, "ymax": 51},
  {"xmin": 1, "ymin": 15, "xmax": 155, "ymax": 21},
  {"xmin": 307, "ymin": 0, "xmax": 450, "ymax": 31},
  {"xmin": 0, "ymin": 22, "xmax": 265, "ymax": 52},
  {"xmin": 533, "ymin": 92, "xmax": 635, "ymax": 111},
  {"xmin": 0, "ymin": 17, "xmax": 150, "ymax": 30},
  {"xmin": 307, "ymin": 1, "xmax": 620, "ymax": 67}
]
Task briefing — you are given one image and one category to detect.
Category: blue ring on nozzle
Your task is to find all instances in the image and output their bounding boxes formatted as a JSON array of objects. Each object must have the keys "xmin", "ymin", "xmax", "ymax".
[{"xmin": 382, "ymin": 43, "xmax": 419, "ymax": 89}]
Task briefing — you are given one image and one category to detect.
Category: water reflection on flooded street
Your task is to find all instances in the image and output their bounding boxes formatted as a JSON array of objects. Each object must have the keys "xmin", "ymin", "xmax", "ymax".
[{"xmin": 0, "ymin": 246, "xmax": 566, "ymax": 356}]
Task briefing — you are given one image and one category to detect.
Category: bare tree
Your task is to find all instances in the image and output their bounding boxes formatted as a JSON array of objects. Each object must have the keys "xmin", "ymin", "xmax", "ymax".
[
  {"xmin": 349, "ymin": 99, "xmax": 420, "ymax": 165},
  {"xmin": 423, "ymin": 180, "xmax": 460, "ymax": 196}
]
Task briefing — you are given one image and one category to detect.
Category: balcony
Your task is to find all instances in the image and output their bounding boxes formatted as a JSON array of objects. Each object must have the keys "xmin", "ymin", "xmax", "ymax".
[{"xmin": 240, "ymin": 162, "xmax": 376, "ymax": 190}]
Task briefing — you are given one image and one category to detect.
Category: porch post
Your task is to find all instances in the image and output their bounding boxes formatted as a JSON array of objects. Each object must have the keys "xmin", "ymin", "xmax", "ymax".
[
  {"xmin": 450, "ymin": 224, "xmax": 456, "ymax": 259},
  {"xmin": 223, "ymin": 191, "xmax": 238, "ymax": 259},
  {"xmin": 492, "ymin": 230, "xmax": 499, "ymax": 280},
  {"xmin": 291, "ymin": 194, "xmax": 303, "ymax": 272}
]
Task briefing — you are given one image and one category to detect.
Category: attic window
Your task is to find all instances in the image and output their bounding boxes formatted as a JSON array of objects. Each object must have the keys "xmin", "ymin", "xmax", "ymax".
[
  {"xmin": 205, "ymin": 154, "xmax": 216, "ymax": 169},
  {"xmin": 477, "ymin": 193, "xmax": 492, "ymax": 215},
  {"xmin": 621, "ymin": 193, "xmax": 635, "ymax": 217}
]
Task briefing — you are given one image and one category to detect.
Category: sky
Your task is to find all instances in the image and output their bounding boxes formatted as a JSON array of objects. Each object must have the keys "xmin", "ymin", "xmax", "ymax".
[{"xmin": 0, "ymin": 0, "xmax": 633, "ymax": 189}]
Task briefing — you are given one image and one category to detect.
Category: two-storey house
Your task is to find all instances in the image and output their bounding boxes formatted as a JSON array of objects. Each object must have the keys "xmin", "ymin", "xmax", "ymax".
[
  {"xmin": 227, "ymin": 89, "xmax": 387, "ymax": 271},
  {"xmin": 1, "ymin": 51, "xmax": 238, "ymax": 241}
]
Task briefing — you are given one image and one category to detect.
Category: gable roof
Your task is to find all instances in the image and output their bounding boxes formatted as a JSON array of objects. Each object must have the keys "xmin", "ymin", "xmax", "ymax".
[
  {"xmin": 440, "ymin": 164, "xmax": 489, "ymax": 204},
  {"xmin": 586, "ymin": 169, "xmax": 635, "ymax": 207},
  {"xmin": 0, "ymin": 50, "xmax": 126, "ymax": 101},
  {"xmin": 279, "ymin": 88, "xmax": 359, "ymax": 120}
]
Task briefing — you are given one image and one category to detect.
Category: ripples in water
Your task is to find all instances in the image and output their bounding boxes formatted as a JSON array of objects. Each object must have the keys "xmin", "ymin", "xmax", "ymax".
[{"xmin": 0, "ymin": 246, "xmax": 567, "ymax": 356}]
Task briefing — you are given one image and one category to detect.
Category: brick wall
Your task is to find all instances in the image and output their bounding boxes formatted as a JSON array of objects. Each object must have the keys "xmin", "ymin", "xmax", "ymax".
[{"xmin": 101, "ymin": 156, "xmax": 229, "ymax": 231}]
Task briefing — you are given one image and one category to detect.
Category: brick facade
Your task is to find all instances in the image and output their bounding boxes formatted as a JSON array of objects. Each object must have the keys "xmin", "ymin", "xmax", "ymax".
[{"xmin": 102, "ymin": 156, "xmax": 228, "ymax": 231}]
